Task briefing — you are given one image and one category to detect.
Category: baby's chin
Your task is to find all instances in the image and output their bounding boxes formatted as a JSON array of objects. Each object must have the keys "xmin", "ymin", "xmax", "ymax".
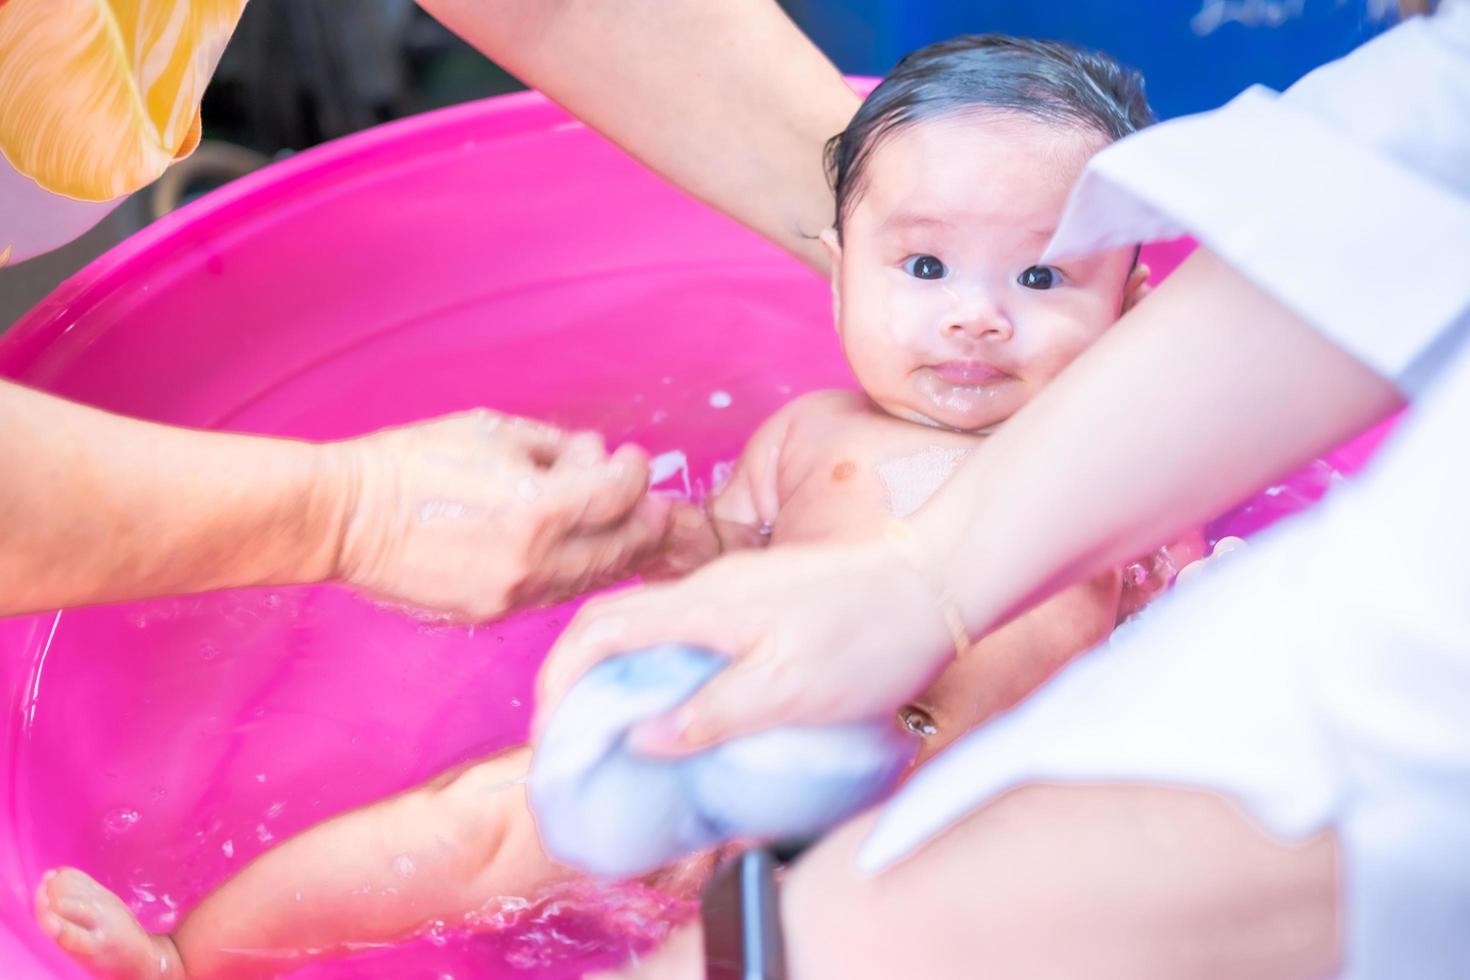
[{"xmin": 868, "ymin": 394, "xmax": 1009, "ymax": 435}]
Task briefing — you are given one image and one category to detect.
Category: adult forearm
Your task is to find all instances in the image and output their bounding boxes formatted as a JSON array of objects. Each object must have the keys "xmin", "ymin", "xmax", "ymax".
[
  {"xmin": 0, "ymin": 381, "xmax": 344, "ymax": 615},
  {"xmin": 781, "ymin": 786, "xmax": 1338, "ymax": 980},
  {"xmin": 416, "ymin": 0, "xmax": 859, "ymax": 270},
  {"xmin": 915, "ymin": 249, "xmax": 1405, "ymax": 636}
]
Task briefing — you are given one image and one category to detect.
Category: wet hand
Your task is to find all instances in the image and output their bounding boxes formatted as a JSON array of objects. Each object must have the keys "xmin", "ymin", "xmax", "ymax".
[
  {"xmin": 533, "ymin": 539, "xmax": 957, "ymax": 756},
  {"xmin": 324, "ymin": 409, "xmax": 673, "ymax": 621}
]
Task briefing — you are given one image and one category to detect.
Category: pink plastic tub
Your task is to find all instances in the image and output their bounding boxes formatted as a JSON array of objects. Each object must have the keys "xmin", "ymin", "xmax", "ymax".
[
  {"xmin": 0, "ymin": 90, "xmax": 851, "ymax": 978},
  {"xmin": 0, "ymin": 92, "xmax": 1391, "ymax": 977}
]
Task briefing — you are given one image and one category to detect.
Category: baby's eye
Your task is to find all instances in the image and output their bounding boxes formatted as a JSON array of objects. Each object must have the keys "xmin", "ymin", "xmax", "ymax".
[
  {"xmin": 904, "ymin": 255, "xmax": 948, "ymax": 280},
  {"xmin": 1017, "ymin": 265, "xmax": 1061, "ymax": 290}
]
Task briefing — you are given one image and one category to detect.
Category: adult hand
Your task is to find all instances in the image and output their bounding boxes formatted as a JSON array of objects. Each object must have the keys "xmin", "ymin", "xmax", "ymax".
[
  {"xmin": 326, "ymin": 409, "xmax": 672, "ymax": 621},
  {"xmin": 533, "ymin": 539, "xmax": 956, "ymax": 755}
]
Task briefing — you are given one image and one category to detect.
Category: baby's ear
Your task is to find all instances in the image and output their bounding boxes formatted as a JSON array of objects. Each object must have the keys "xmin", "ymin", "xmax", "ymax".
[
  {"xmin": 1122, "ymin": 262, "xmax": 1151, "ymax": 313},
  {"xmin": 820, "ymin": 228, "xmax": 843, "ymax": 325}
]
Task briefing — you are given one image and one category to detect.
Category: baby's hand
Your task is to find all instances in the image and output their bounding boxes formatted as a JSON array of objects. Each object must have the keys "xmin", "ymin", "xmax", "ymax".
[
  {"xmin": 635, "ymin": 502, "xmax": 723, "ymax": 581},
  {"xmin": 323, "ymin": 409, "xmax": 673, "ymax": 621}
]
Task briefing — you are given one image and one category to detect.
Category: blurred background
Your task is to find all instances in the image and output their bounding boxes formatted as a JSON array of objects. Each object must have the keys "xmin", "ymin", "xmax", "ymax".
[{"xmin": 0, "ymin": 0, "xmax": 1400, "ymax": 330}]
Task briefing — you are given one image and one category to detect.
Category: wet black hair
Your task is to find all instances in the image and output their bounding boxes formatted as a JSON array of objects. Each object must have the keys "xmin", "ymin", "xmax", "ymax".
[{"xmin": 825, "ymin": 34, "xmax": 1154, "ymax": 238}]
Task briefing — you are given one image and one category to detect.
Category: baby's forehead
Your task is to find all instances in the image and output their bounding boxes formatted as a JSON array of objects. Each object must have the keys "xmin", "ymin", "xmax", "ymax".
[{"xmin": 853, "ymin": 113, "xmax": 1105, "ymax": 229}]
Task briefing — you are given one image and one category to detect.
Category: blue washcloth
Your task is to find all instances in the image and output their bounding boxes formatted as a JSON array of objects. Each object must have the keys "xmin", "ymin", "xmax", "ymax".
[{"xmin": 529, "ymin": 644, "xmax": 915, "ymax": 879}]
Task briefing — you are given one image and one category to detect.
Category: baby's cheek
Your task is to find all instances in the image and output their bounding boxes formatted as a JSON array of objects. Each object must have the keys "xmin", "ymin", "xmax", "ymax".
[
  {"xmin": 846, "ymin": 344, "xmax": 907, "ymax": 400},
  {"xmin": 1035, "ymin": 322, "xmax": 1107, "ymax": 382},
  {"xmin": 1016, "ymin": 348, "xmax": 1072, "ymax": 391}
]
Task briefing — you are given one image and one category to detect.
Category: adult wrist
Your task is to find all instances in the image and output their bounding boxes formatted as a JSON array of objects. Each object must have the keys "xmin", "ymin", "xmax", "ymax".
[
  {"xmin": 880, "ymin": 520, "xmax": 972, "ymax": 666},
  {"xmin": 294, "ymin": 437, "xmax": 363, "ymax": 588}
]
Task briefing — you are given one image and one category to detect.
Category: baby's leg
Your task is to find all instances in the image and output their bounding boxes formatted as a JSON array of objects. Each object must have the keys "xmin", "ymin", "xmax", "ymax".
[
  {"xmin": 41, "ymin": 746, "xmax": 565, "ymax": 978},
  {"xmin": 176, "ymin": 746, "xmax": 558, "ymax": 976}
]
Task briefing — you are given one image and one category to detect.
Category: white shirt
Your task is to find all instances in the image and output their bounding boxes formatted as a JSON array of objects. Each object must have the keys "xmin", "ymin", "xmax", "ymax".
[{"xmin": 861, "ymin": 5, "xmax": 1470, "ymax": 977}]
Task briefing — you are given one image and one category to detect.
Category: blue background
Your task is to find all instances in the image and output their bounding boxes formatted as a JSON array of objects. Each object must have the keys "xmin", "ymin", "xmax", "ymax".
[{"xmin": 782, "ymin": 0, "xmax": 1396, "ymax": 118}]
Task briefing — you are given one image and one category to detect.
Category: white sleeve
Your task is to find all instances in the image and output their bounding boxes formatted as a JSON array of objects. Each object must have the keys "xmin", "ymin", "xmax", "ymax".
[{"xmin": 1043, "ymin": 2, "xmax": 1470, "ymax": 394}]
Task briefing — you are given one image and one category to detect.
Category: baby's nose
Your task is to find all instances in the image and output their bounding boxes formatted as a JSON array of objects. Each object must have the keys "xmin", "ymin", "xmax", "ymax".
[{"xmin": 942, "ymin": 293, "xmax": 1013, "ymax": 342}]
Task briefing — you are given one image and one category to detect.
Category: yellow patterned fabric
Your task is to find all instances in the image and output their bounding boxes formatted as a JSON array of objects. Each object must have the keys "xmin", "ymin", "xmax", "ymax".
[{"xmin": 0, "ymin": 0, "xmax": 247, "ymax": 203}]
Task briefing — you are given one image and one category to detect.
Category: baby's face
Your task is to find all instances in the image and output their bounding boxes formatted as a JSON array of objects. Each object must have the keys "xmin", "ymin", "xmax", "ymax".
[{"xmin": 824, "ymin": 113, "xmax": 1145, "ymax": 433}]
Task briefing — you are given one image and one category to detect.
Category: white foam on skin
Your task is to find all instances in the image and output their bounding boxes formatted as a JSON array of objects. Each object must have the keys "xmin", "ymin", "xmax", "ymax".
[{"xmin": 875, "ymin": 446, "xmax": 972, "ymax": 518}]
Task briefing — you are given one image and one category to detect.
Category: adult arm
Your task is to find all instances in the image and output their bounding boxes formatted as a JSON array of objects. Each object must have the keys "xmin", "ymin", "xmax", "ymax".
[
  {"xmin": 414, "ymin": 0, "xmax": 861, "ymax": 271},
  {"xmin": 0, "ymin": 381, "xmax": 665, "ymax": 619}
]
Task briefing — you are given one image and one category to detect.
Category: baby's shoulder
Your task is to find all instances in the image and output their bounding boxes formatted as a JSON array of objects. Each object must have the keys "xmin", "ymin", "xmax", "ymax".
[
  {"xmin": 729, "ymin": 390, "xmax": 864, "ymax": 477},
  {"xmin": 742, "ymin": 390, "xmax": 869, "ymax": 481},
  {"xmin": 743, "ymin": 389, "xmax": 869, "ymax": 452},
  {"xmin": 777, "ymin": 389, "xmax": 872, "ymax": 427},
  {"xmin": 775, "ymin": 389, "xmax": 953, "ymax": 472}
]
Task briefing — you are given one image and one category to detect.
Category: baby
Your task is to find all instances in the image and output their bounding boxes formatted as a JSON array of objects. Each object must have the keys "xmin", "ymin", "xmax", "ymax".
[
  {"xmin": 654, "ymin": 33, "xmax": 1190, "ymax": 759},
  {"xmin": 36, "ymin": 35, "xmax": 1189, "ymax": 979}
]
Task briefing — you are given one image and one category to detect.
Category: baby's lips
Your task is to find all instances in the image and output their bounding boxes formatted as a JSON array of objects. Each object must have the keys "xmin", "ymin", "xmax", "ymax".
[{"xmin": 929, "ymin": 359, "xmax": 1009, "ymax": 386}]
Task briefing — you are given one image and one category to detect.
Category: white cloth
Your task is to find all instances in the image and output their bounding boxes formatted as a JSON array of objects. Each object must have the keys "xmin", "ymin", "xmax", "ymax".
[
  {"xmin": 530, "ymin": 645, "xmax": 912, "ymax": 879},
  {"xmin": 864, "ymin": 5, "xmax": 1470, "ymax": 977}
]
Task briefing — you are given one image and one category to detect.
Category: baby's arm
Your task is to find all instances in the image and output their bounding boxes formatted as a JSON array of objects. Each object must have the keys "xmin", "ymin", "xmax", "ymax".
[
  {"xmin": 173, "ymin": 747, "xmax": 561, "ymax": 977},
  {"xmin": 907, "ymin": 569, "xmax": 1123, "ymax": 765},
  {"xmin": 639, "ymin": 401, "xmax": 797, "ymax": 578}
]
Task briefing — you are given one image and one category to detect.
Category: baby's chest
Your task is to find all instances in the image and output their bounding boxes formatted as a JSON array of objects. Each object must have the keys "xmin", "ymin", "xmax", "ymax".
[{"xmin": 770, "ymin": 423, "xmax": 978, "ymax": 545}]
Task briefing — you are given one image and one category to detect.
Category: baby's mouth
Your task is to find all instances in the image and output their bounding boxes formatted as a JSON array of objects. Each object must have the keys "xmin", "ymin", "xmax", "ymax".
[
  {"xmin": 927, "ymin": 359, "xmax": 1011, "ymax": 386},
  {"xmin": 908, "ymin": 363, "xmax": 1018, "ymax": 433}
]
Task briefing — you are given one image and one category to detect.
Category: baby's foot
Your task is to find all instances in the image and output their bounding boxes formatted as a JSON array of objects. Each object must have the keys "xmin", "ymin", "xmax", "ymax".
[{"xmin": 34, "ymin": 867, "xmax": 185, "ymax": 979}]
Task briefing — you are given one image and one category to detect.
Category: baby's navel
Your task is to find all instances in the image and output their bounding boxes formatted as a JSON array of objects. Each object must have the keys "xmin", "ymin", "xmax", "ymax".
[{"xmin": 831, "ymin": 460, "xmax": 858, "ymax": 482}]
